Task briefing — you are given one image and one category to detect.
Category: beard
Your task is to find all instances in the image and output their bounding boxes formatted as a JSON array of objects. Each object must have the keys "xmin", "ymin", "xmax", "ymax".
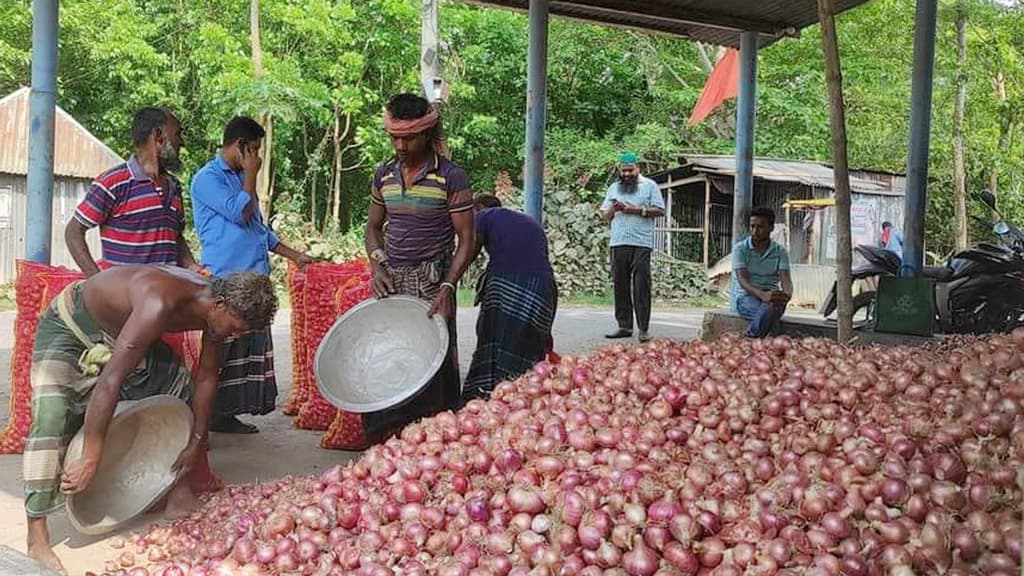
[
  {"xmin": 158, "ymin": 140, "xmax": 183, "ymax": 174},
  {"xmin": 619, "ymin": 175, "xmax": 638, "ymax": 190}
]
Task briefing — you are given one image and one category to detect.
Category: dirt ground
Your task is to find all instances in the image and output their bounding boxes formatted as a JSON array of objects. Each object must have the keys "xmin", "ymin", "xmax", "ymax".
[{"xmin": 0, "ymin": 306, "xmax": 707, "ymax": 575}]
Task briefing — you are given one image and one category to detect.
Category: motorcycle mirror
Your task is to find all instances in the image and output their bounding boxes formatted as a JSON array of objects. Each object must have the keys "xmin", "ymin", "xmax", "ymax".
[
  {"xmin": 993, "ymin": 221, "xmax": 1010, "ymax": 235},
  {"xmin": 979, "ymin": 189, "xmax": 998, "ymax": 210}
]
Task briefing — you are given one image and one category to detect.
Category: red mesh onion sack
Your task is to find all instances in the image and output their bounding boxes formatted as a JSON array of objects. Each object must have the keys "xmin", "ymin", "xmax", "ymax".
[
  {"xmin": 293, "ymin": 261, "xmax": 369, "ymax": 430},
  {"xmin": 282, "ymin": 264, "xmax": 309, "ymax": 416},
  {"xmin": 319, "ymin": 278, "xmax": 373, "ymax": 450},
  {"xmin": 0, "ymin": 261, "xmax": 83, "ymax": 453}
]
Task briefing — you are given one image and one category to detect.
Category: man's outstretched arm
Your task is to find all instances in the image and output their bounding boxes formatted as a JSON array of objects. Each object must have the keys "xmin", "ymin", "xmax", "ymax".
[{"xmin": 173, "ymin": 330, "xmax": 222, "ymax": 475}]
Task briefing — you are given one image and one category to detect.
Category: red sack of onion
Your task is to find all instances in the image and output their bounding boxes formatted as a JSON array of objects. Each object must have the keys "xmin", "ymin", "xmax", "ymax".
[
  {"xmin": 282, "ymin": 263, "xmax": 310, "ymax": 416},
  {"xmin": 293, "ymin": 261, "xmax": 369, "ymax": 431},
  {"xmin": 95, "ymin": 332, "xmax": 1024, "ymax": 576},
  {"xmin": 0, "ymin": 261, "xmax": 82, "ymax": 453}
]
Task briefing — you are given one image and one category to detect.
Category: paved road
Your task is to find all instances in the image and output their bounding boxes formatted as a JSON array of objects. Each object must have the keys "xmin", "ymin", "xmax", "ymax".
[{"xmin": 0, "ymin": 306, "xmax": 708, "ymax": 574}]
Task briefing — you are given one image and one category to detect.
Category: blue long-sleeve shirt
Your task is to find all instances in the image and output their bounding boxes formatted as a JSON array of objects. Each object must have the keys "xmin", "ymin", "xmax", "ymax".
[{"xmin": 190, "ymin": 155, "xmax": 280, "ymax": 277}]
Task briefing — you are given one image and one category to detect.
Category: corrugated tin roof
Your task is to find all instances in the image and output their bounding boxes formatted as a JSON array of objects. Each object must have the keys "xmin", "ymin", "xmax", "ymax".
[
  {"xmin": 0, "ymin": 87, "xmax": 123, "ymax": 179},
  {"xmin": 457, "ymin": 0, "xmax": 875, "ymax": 47},
  {"xmin": 682, "ymin": 154, "xmax": 903, "ymax": 196}
]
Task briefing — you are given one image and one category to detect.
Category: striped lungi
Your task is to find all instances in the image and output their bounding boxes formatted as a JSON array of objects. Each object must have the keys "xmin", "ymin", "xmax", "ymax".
[
  {"xmin": 23, "ymin": 282, "xmax": 191, "ymax": 517},
  {"xmin": 216, "ymin": 328, "xmax": 277, "ymax": 417},
  {"xmin": 362, "ymin": 255, "xmax": 460, "ymax": 443},
  {"xmin": 463, "ymin": 272, "xmax": 557, "ymax": 404}
]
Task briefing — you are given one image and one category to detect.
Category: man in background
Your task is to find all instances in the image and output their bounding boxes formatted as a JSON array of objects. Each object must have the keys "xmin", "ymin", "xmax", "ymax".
[
  {"xmin": 190, "ymin": 116, "xmax": 312, "ymax": 434},
  {"xmin": 880, "ymin": 220, "xmax": 904, "ymax": 260},
  {"xmin": 364, "ymin": 93, "xmax": 475, "ymax": 443},
  {"xmin": 731, "ymin": 207, "xmax": 793, "ymax": 338},
  {"xmin": 65, "ymin": 107, "xmax": 200, "ymax": 275},
  {"xmin": 599, "ymin": 152, "xmax": 665, "ymax": 343},
  {"xmin": 462, "ymin": 194, "xmax": 556, "ymax": 404}
]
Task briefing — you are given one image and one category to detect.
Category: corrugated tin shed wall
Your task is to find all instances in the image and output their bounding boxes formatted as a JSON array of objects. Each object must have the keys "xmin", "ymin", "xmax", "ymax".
[
  {"xmin": 0, "ymin": 87, "xmax": 123, "ymax": 179},
  {"xmin": 704, "ymin": 175, "xmax": 906, "ymax": 267},
  {"xmin": 686, "ymin": 155, "xmax": 901, "ymax": 196},
  {"xmin": 0, "ymin": 174, "xmax": 102, "ymax": 283},
  {"xmin": 812, "ymin": 194, "xmax": 906, "ymax": 266}
]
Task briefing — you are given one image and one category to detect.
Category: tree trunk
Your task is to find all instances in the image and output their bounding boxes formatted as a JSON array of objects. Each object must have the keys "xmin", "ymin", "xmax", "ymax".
[
  {"xmin": 421, "ymin": 0, "xmax": 440, "ymax": 101},
  {"xmin": 953, "ymin": 0, "xmax": 969, "ymax": 251},
  {"xmin": 250, "ymin": 0, "xmax": 273, "ymax": 218},
  {"xmin": 990, "ymin": 71, "xmax": 1011, "ymax": 219},
  {"xmin": 695, "ymin": 42, "xmax": 715, "ymax": 74},
  {"xmin": 331, "ymin": 106, "xmax": 343, "ymax": 230},
  {"xmin": 818, "ymin": 0, "xmax": 855, "ymax": 343},
  {"xmin": 310, "ymin": 170, "xmax": 317, "ymax": 227}
]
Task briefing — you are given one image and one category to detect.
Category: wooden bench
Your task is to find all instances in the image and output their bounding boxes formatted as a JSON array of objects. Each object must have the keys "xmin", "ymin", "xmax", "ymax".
[{"xmin": 700, "ymin": 310, "xmax": 937, "ymax": 347}]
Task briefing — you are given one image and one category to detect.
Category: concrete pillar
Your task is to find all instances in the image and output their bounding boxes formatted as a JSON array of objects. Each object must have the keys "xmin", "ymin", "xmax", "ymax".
[
  {"xmin": 523, "ymin": 0, "xmax": 549, "ymax": 223},
  {"xmin": 900, "ymin": 0, "xmax": 938, "ymax": 277},
  {"xmin": 732, "ymin": 31, "xmax": 759, "ymax": 245},
  {"xmin": 25, "ymin": 0, "xmax": 59, "ymax": 264}
]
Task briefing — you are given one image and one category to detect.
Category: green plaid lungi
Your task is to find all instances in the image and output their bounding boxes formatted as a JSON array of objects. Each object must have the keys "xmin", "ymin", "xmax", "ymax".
[{"xmin": 23, "ymin": 281, "xmax": 192, "ymax": 517}]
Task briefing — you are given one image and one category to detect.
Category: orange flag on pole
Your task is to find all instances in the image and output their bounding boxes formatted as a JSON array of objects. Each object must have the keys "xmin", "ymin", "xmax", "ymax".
[{"xmin": 688, "ymin": 48, "xmax": 740, "ymax": 126}]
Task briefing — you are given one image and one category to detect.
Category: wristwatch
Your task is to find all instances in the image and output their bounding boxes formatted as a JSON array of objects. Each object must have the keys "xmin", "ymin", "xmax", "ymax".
[
  {"xmin": 370, "ymin": 249, "xmax": 388, "ymax": 266},
  {"xmin": 641, "ymin": 206, "xmax": 648, "ymax": 217}
]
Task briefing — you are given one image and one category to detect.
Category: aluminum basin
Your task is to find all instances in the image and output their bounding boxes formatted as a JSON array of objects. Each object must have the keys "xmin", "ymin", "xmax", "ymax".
[
  {"xmin": 315, "ymin": 295, "xmax": 449, "ymax": 413},
  {"xmin": 65, "ymin": 395, "xmax": 193, "ymax": 535}
]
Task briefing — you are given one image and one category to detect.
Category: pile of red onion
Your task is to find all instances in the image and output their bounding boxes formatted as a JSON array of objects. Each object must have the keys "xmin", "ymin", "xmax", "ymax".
[{"xmin": 91, "ymin": 332, "xmax": 1024, "ymax": 575}]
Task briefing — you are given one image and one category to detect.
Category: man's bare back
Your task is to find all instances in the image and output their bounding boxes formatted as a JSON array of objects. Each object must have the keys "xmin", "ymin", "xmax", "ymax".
[{"xmin": 81, "ymin": 266, "xmax": 216, "ymax": 337}]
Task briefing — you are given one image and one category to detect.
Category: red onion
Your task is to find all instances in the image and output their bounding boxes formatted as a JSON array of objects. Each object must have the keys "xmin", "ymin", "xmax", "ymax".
[
  {"xmin": 623, "ymin": 536, "xmax": 658, "ymax": 576},
  {"xmin": 662, "ymin": 541, "xmax": 699, "ymax": 573},
  {"xmin": 84, "ymin": 336, "xmax": 1024, "ymax": 576}
]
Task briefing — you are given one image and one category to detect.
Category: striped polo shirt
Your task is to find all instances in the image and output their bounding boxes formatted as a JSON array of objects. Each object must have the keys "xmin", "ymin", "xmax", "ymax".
[
  {"xmin": 371, "ymin": 154, "xmax": 473, "ymax": 267},
  {"xmin": 74, "ymin": 156, "xmax": 185, "ymax": 266}
]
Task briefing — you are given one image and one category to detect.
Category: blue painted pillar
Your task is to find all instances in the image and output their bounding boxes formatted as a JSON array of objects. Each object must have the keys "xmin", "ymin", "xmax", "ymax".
[
  {"xmin": 26, "ymin": 0, "xmax": 58, "ymax": 264},
  {"xmin": 900, "ymin": 0, "xmax": 938, "ymax": 277},
  {"xmin": 523, "ymin": 0, "xmax": 549, "ymax": 224},
  {"xmin": 732, "ymin": 31, "xmax": 758, "ymax": 245}
]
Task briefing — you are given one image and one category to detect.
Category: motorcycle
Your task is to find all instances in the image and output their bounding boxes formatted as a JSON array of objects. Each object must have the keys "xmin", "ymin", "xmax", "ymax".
[{"xmin": 821, "ymin": 191, "xmax": 1024, "ymax": 334}]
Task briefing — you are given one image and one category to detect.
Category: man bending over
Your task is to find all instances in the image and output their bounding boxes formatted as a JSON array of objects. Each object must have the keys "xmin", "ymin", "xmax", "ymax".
[{"xmin": 24, "ymin": 266, "xmax": 277, "ymax": 573}]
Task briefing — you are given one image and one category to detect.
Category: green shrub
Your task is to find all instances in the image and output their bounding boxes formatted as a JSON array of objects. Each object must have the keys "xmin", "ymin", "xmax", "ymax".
[{"xmin": 259, "ymin": 184, "xmax": 712, "ymax": 306}]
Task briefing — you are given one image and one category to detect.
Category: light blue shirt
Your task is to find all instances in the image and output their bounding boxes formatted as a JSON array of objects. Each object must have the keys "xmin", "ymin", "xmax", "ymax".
[
  {"xmin": 882, "ymin": 229, "xmax": 904, "ymax": 259},
  {"xmin": 730, "ymin": 237, "xmax": 791, "ymax": 308},
  {"xmin": 600, "ymin": 176, "xmax": 665, "ymax": 248},
  {"xmin": 190, "ymin": 155, "xmax": 280, "ymax": 277}
]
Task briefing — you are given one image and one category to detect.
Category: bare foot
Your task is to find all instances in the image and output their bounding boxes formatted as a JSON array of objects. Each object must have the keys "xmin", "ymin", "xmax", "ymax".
[
  {"xmin": 163, "ymin": 483, "xmax": 198, "ymax": 520},
  {"xmin": 27, "ymin": 543, "xmax": 67, "ymax": 575}
]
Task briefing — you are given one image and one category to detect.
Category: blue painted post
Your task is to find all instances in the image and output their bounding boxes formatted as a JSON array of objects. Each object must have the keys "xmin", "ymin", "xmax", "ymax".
[
  {"xmin": 732, "ymin": 30, "xmax": 758, "ymax": 245},
  {"xmin": 900, "ymin": 0, "xmax": 938, "ymax": 277},
  {"xmin": 26, "ymin": 0, "xmax": 58, "ymax": 265},
  {"xmin": 523, "ymin": 0, "xmax": 549, "ymax": 224}
]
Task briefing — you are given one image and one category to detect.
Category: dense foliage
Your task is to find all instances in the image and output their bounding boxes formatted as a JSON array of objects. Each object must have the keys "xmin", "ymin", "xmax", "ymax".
[{"xmin": 2, "ymin": 0, "xmax": 1023, "ymax": 270}]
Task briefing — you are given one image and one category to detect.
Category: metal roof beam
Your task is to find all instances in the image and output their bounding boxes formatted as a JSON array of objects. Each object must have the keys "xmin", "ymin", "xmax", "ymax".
[{"xmin": 556, "ymin": 1, "xmax": 791, "ymax": 35}]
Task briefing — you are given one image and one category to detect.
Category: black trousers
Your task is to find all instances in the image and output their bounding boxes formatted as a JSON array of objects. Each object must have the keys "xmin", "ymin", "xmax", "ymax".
[{"xmin": 611, "ymin": 246, "xmax": 652, "ymax": 332}]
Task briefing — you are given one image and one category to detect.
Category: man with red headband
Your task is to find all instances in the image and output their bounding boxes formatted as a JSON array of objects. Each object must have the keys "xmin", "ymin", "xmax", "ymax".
[{"xmin": 364, "ymin": 93, "xmax": 475, "ymax": 443}]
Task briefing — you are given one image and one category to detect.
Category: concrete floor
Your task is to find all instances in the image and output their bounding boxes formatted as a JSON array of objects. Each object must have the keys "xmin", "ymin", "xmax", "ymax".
[{"xmin": 0, "ymin": 306, "xmax": 707, "ymax": 575}]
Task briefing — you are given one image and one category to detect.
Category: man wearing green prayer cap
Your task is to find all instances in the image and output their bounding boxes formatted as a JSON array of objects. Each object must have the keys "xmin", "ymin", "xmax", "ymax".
[{"xmin": 599, "ymin": 152, "xmax": 665, "ymax": 342}]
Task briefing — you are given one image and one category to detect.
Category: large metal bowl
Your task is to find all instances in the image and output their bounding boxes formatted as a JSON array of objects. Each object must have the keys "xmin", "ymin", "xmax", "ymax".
[
  {"xmin": 315, "ymin": 295, "xmax": 449, "ymax": 413},
  {"xmin": 65, "ymin": 395, "xmax": 193, "ymax": 535}
]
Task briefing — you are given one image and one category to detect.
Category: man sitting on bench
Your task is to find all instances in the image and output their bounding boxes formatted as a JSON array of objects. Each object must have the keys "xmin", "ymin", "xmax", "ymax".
[{"xmin": 731, "ymin": 207, "xmax": 793, "ymax": 338}]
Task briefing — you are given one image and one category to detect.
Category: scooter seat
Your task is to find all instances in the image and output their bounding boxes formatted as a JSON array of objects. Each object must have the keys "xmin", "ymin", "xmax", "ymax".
[{"xmin": 923, "ymin": 266, "xmax": 954, "ymax": 281}]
